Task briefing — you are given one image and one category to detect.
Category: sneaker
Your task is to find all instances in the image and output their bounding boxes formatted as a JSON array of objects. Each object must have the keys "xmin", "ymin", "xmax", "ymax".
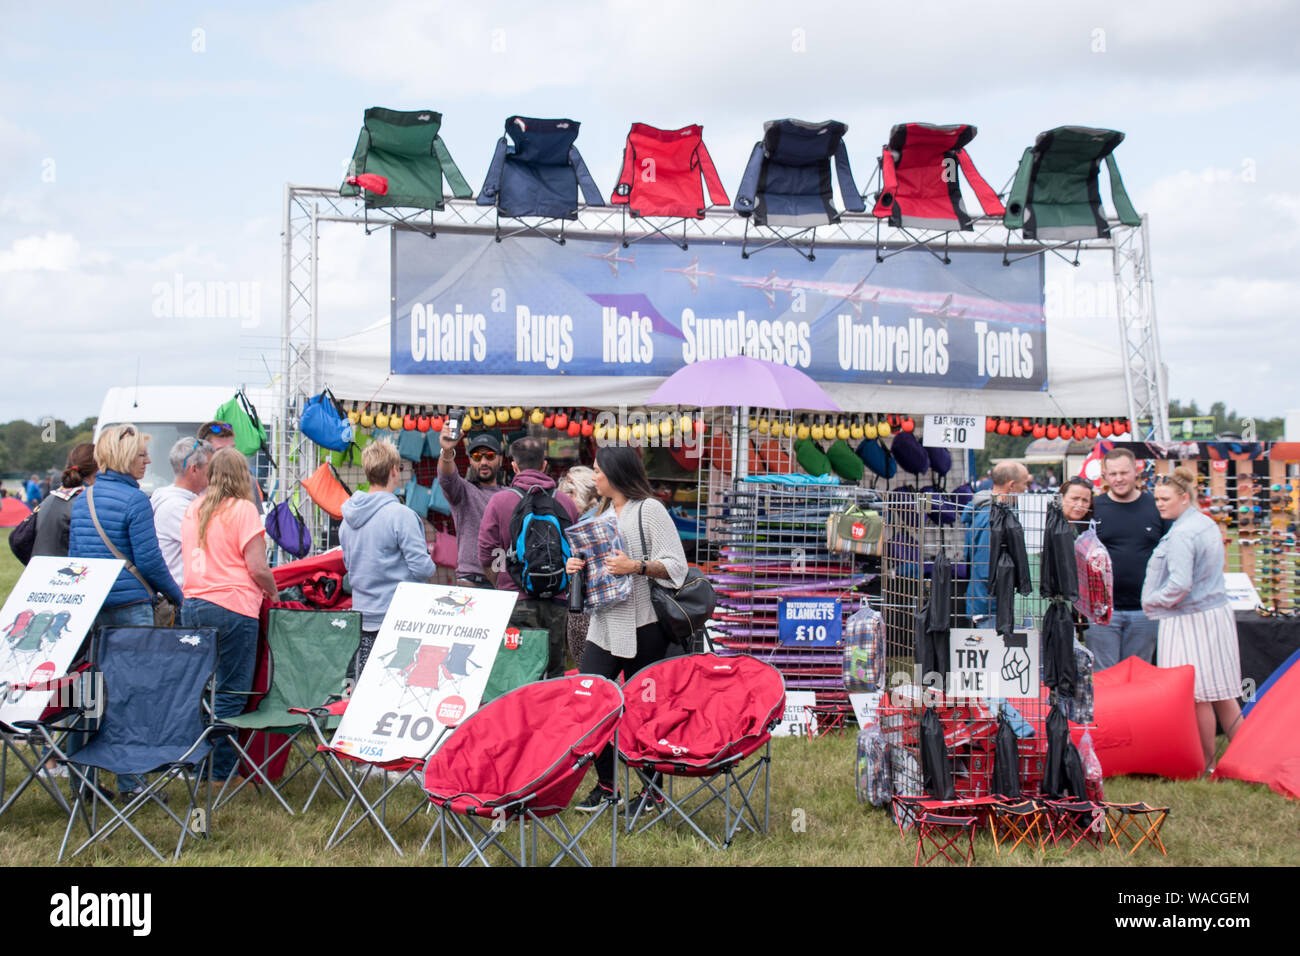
[
  {"xmin": 575, "ymin": 782, "xmax": 622, "ymax": 812},
  {"xmin": 44, "ymin": 763, "xmax": 69, "ymax": 779},
  {"xmin": 634, "ymin": 788, "xmax": 665, "ymax": 809}
]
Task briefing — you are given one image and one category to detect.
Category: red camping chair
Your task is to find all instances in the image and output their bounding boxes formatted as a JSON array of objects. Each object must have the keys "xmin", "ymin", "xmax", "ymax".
[
  {"xmin": 869, "ymin": 123, "xmax": 1005, "ymax": 264},
  {"xmin": 422, "ymin": 675, "xmax": 624, "ymax": 867},
  {"xmin": 400, "ymin": 644, "xmax": 453, "ymax": 710},
  {"xmin": 611, "ymin": 123, "xmax": 730, "ymax": 249},
  {"xmin": 619, "ymin": 654, "xmax": 785, "ymax": 849}
]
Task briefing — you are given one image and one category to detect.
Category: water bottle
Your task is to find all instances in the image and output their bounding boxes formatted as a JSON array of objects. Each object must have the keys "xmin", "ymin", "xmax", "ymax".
[{"xmin": 568, "ymin": 564, "xmax": 586, "ymax": 613}]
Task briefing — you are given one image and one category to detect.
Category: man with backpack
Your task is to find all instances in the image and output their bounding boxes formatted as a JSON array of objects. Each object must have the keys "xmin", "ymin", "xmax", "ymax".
[{"xmin": 477, "ymin": 436, "xmax": 579, "ymax": 678}]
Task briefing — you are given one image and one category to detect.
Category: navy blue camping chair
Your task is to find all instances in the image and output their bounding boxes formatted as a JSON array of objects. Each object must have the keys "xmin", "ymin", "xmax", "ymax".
[
  {"xmin": 733, "ymin": 119, "xmax": 865, "ymax": 261},
  {"xmin": 477, "ymin": 116, "xmax": 605, "ymax": 244},
  {"xmin": 34, "ymin": 626, "xmax": 223, "ymax": 862}
]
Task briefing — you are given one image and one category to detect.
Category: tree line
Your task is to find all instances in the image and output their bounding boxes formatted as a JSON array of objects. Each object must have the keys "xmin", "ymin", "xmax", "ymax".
[{"xmin": 0, "ymin": 418, "xmax": 98, "ymax": 477}]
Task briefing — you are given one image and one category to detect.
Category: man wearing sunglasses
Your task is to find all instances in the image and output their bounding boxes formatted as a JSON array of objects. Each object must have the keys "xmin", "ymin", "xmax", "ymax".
[
  {"xmin": 150, "ymin": 437, "xmax": 213, "ymax": 586},
  {"xmin": 198, "ymin": 420, "xmax": 237, "ymax": 450},
  {"xmin": 437, "ymin": 430, "xmax": 506, "ymax": 588}
]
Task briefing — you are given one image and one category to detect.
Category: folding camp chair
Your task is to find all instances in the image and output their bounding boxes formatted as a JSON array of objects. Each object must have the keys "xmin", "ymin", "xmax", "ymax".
[
  {"xmin": 294, "ymin": 700, "xmax": 430, "ymax": 856},
  {"xmin": 213, "ymin": 609, "xmax": 360, "ymax": 815},
  {"xmin": 477, "ymin": 116, "xmax": 605, "ymax": 244},
  {"xmin": 611, "ymin": 122, "xmax": 730, "ymax": 249},
  {"xmin": 1104, "ymin": 801, "xmax": 1170, "ymax": 856},
  {"xmin": 620, "ymin": 653, "xmax": 785, "ymax": 849},
  {"xmin": 0, "ymin": 664, "xmax": 96, "ymax": 818},
  {"xmin": 868, "ymin": 122, "xmax": 1005, "ymax": 263},
  {"xmin": 1002, "ymin": 126, "xmax": 1141, "ymax": 265},
  {"xmin": 378, "ymin": 636, "xmax": 421, "ymax": 690},
  {"xmin": 422, "ymin": 674, "xmax": 624, "ymax": 867},
  {"xmin": 27, "ymin": 626, "xmax": 223, "ymax": 862},
  {"xmin": 891, "ymin": 793, "xmax": 929, "ymax": 834},
  {"xmin": 339, "ymin": 106, "xmax": 473, "ymax": 234},
  {"xmin": 5, "ymin": 612, "xmax": 52, "ymax": 672},
  {"xmin": 1041, "ymin": 797, "xmax": 1107, "ymax": 854},
  {"xmin": 442, "ymin": 642, "xmax": 483, "ymax": 690},
  {"xmin": 733, "ymin": 118, "xmax": 865, "ymax": 260},
  {"xmin": 399, "ymin": 643, "xmax": 452, "ymax": 710},
  {"xmin": 988, "ymin": 797, "xmax": 1047, "ymax": 855},
  {"xmin": 914, "ymin": 812, "xmax": 977, "ymax": 866},
  {"xmin": 298, "ymin": 628, "xmax": 546, "ymax": 856}
]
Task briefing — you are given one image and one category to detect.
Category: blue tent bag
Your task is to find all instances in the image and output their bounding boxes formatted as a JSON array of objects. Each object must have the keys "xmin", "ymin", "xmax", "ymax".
[{"xmin": 300, "ymin": 388, "xmax": 354, "ymax": 452}]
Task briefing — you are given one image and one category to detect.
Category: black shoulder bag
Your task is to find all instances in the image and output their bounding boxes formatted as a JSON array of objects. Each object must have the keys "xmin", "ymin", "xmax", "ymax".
[{"xmin": 636, "ymin": 500, "xmax": 716, "ymax": 645}]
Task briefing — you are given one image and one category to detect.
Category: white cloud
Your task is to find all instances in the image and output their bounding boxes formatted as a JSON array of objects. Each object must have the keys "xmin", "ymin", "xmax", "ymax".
[{"xmin": 0, "ymin": 231, "xmax": 80, "ymax": 271}]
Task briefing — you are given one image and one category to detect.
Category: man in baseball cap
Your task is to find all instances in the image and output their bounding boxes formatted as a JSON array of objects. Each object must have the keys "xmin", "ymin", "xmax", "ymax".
[{"xmin": 437, "ymin": 430, "xmax": 506, "ymax": 587}]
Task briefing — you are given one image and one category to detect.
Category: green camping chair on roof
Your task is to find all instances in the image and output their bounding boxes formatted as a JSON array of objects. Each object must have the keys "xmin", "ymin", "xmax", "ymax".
[
  {"xmin": 340, "ymin": 107, "xmax": 473, "ymax": 232},
  {"xmin": 1002, "ymin": 126, "xmax": 1141, "ymax": 264},
  {"xmin": 213, "ymin": 608, "xmax": 361, "ymax": 815}
]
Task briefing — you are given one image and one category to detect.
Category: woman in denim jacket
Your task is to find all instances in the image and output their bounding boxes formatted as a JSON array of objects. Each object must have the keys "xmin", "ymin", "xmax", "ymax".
[{"xmin": 1141, "ymin": 466, "xmax": 1241, "ymax": 771}]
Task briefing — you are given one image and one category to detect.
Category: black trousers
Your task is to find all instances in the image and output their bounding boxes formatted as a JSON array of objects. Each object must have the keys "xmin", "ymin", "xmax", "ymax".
[{"xmin": 581, "ymin": 621, "xmax": 672, "ymax": 784}]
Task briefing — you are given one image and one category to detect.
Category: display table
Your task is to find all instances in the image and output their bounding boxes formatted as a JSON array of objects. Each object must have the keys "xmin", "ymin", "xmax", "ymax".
[{"xmin": 1236, "ymin": 609, "xmax": 1300, "ymax": 687}]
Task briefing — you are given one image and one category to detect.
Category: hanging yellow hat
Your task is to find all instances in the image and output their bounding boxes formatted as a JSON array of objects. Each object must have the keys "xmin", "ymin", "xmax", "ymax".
[
  {"xmin": 796, "ymin": 421, "xmax": 811, "ymax": 441},
  {"xmin": 360, "ymin": 408, "xmax": 374, "ymax": 428},
  {"xmin": 530, "ymin": 407, "xmax": 544, "ymax": 425},
  {"xmin": 811, "ymin": 420, "xmax": 825, "ymax": 441},
  {"xmin": 617, "ymin": 424, "xmax": 631, "ymax": 442},
  {"xmin": 849, "ymin": 418, "xmax": 863, "ymax": 440},
  {"xmin": 782, "ymin": 421, "xmax": 795, "ymax": 438},
  {"xmin": 658, "ymin": 417, "xmax": 672, "ymax": 437},
  {"xmin": 877, "ymin": 415, "xmax": 892, "ymax": 438},
  {"xmin": 510, "ymin": 406, "xmax": 524, "ymax": 421},
  {"xmin": 483, "ymin": 409, "xmax": 497, "ymax": 428},
  {"xmin": 757, "ymin": 416, "xmax": 771, "ymax": 435},
  {"xmin": 836, "ymin": 419, "xmax": 850, "ymax": 440},
  {"xmin": 594, "ymin": 421, "xmax": 608, "ymax": 441},
  {"xmin": 864, "ymin": 417, "xmax": 878, "ymax": 440}
]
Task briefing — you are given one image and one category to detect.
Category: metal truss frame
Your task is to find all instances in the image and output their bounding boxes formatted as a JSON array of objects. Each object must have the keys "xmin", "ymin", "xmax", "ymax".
[{"xmin": 273, "ymin": 185, "xmax": 1169, "ymax": 547}]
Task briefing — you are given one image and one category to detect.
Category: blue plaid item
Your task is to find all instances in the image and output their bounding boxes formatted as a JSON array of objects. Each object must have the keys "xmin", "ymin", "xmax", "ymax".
[
  {"xmin": 564, "ymin": 512, "xmax": 632, "ymax": 610},
  {"xmin": 843, "ymin": 599, "xmax": 885, "ymax": 692}
]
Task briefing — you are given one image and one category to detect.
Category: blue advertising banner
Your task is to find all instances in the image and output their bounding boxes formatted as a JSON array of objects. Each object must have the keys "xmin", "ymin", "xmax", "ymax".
[
  {"xmin": 777, "ymin": 596, "xmax": 843, "ymax": 647},
  {"xmin": 392, "ymin": 230, "xmax": 1046, "ymax": 390}
]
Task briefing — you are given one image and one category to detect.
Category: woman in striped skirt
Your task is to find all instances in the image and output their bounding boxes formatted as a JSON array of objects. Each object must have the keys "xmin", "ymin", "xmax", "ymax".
[{"xmin": 1141, "ymin": 466, "xmax": 1242, "ymax": 771}]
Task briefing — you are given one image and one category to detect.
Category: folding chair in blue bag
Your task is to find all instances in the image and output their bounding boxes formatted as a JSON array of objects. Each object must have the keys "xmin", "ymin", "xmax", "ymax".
[{"xmin": 25, "ymin": 626, "xmax": 224, "ymax": 862}]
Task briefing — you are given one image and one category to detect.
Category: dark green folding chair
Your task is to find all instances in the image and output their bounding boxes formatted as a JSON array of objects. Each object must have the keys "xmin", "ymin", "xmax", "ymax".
[
  {"xmin": 1003, "ymin": 126, "xmax": 1141, "ymax": 264},
  {"xmin": 214, "ymin": 608, "xmax": 360, "ymax": 815},
  {"xmin": 481, "ymin": 628, "xmax": 549, "ymax": 704},
  {"xmin": 339, "ymin": 106, "xmax": 473, "ymax": 233}
]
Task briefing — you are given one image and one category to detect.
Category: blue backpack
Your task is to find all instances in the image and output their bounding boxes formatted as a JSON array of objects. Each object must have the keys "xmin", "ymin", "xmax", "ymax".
[
  {"xmin": 300, "ymin": 388, "xmax": 354, "ymax": 452},
  {"xmin": 506, "ymin": 486, "xmax": 573, "ymax": 599}
]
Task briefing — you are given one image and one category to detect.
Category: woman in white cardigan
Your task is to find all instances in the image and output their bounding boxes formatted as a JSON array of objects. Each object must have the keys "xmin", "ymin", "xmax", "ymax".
[{"xmin": 565, "ymin": 445, "xmax": 687, "ymax": 811}]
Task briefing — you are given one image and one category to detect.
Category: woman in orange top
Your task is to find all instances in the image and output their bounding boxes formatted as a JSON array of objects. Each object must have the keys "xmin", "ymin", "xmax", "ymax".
[{"xmin": 179, "ymin": 447, "xmax": 278, "ymax": 782}]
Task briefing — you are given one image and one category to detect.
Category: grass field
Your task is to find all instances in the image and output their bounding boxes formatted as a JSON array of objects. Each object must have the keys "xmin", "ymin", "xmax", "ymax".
[{"xmin": 1, "ymin": 528, "xmax": 1297, "ymax": 867}]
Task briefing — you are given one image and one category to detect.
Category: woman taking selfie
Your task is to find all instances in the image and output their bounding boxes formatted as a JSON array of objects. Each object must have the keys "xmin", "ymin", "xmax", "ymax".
[
  {"xmin": 1141, "ymin": 466, "xmax": 1241, "ymax": 771},
  {"xmin": 564, "ymin": 446, "xmax": 687, "ymax": 811}
]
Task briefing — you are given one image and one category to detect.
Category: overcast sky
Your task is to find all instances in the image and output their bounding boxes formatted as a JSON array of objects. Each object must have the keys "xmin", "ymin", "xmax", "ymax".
[{"xmin": 2, "ymin": 0, "xmax": 1297, "ymax": 425}]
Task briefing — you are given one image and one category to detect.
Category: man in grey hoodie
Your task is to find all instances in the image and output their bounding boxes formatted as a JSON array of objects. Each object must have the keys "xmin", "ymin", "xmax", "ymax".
[
  {"xmin": 151, "ymin": 436, "xmax": 213, "ymax": 586},
  {"xmin": 340, "ymin": 439, "xmax": 436, "ymax": 677}
]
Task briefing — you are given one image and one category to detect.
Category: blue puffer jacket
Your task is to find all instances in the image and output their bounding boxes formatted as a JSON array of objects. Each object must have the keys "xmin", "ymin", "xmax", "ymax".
[{"xmin": 69, "ymin": 470, "xmax": 182, "ymax": 608}]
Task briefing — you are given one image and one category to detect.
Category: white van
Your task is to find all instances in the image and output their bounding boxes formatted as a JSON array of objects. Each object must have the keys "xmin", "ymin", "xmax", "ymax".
[{"xmin": 94, "ymin": 386, "xmax": 276, "ymax": 496}]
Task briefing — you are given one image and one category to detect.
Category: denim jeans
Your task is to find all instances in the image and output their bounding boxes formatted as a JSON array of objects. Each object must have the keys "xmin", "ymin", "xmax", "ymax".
[
  {"xmin": 90, "ymin": 602, "xmax": 154, "ymax": 793},
  {"xmin": 179, "ymin": 598, "xmax": 260, "ymax": 781},
  {"xmin": 1085, "ymin": 609, "xmax": 1159, "ymax": 672}
]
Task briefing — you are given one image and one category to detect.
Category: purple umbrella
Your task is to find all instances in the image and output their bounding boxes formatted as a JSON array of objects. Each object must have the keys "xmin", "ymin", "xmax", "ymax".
[{"xmin": 646, "ymin": 356, "xmax": 840, "ymax": 411}]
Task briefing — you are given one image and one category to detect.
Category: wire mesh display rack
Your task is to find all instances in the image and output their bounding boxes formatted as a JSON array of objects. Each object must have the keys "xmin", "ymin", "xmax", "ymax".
[
  {"xmin": 706, "ymin": 480, "xmax": 882, "ymax": 717},
  {"xmin": 875, "ymin": 490, "xmax": 1079, "ymax": 799}
]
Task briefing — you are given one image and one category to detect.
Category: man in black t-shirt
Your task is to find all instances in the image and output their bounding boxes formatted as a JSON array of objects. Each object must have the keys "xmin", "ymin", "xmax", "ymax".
[{"xmin": 1087, "ymin": 448, "xmax": 1171, "ymax": 670}]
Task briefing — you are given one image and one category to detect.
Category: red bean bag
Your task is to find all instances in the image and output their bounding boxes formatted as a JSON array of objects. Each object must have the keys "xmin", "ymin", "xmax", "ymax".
[
  {"xmin": 1069, "ymin": 656, "xmax": 1204, "ymax": 779},
  {"xmin": 1213, "ymin": 658, "xmax": 1300, "ymax": 799}
]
